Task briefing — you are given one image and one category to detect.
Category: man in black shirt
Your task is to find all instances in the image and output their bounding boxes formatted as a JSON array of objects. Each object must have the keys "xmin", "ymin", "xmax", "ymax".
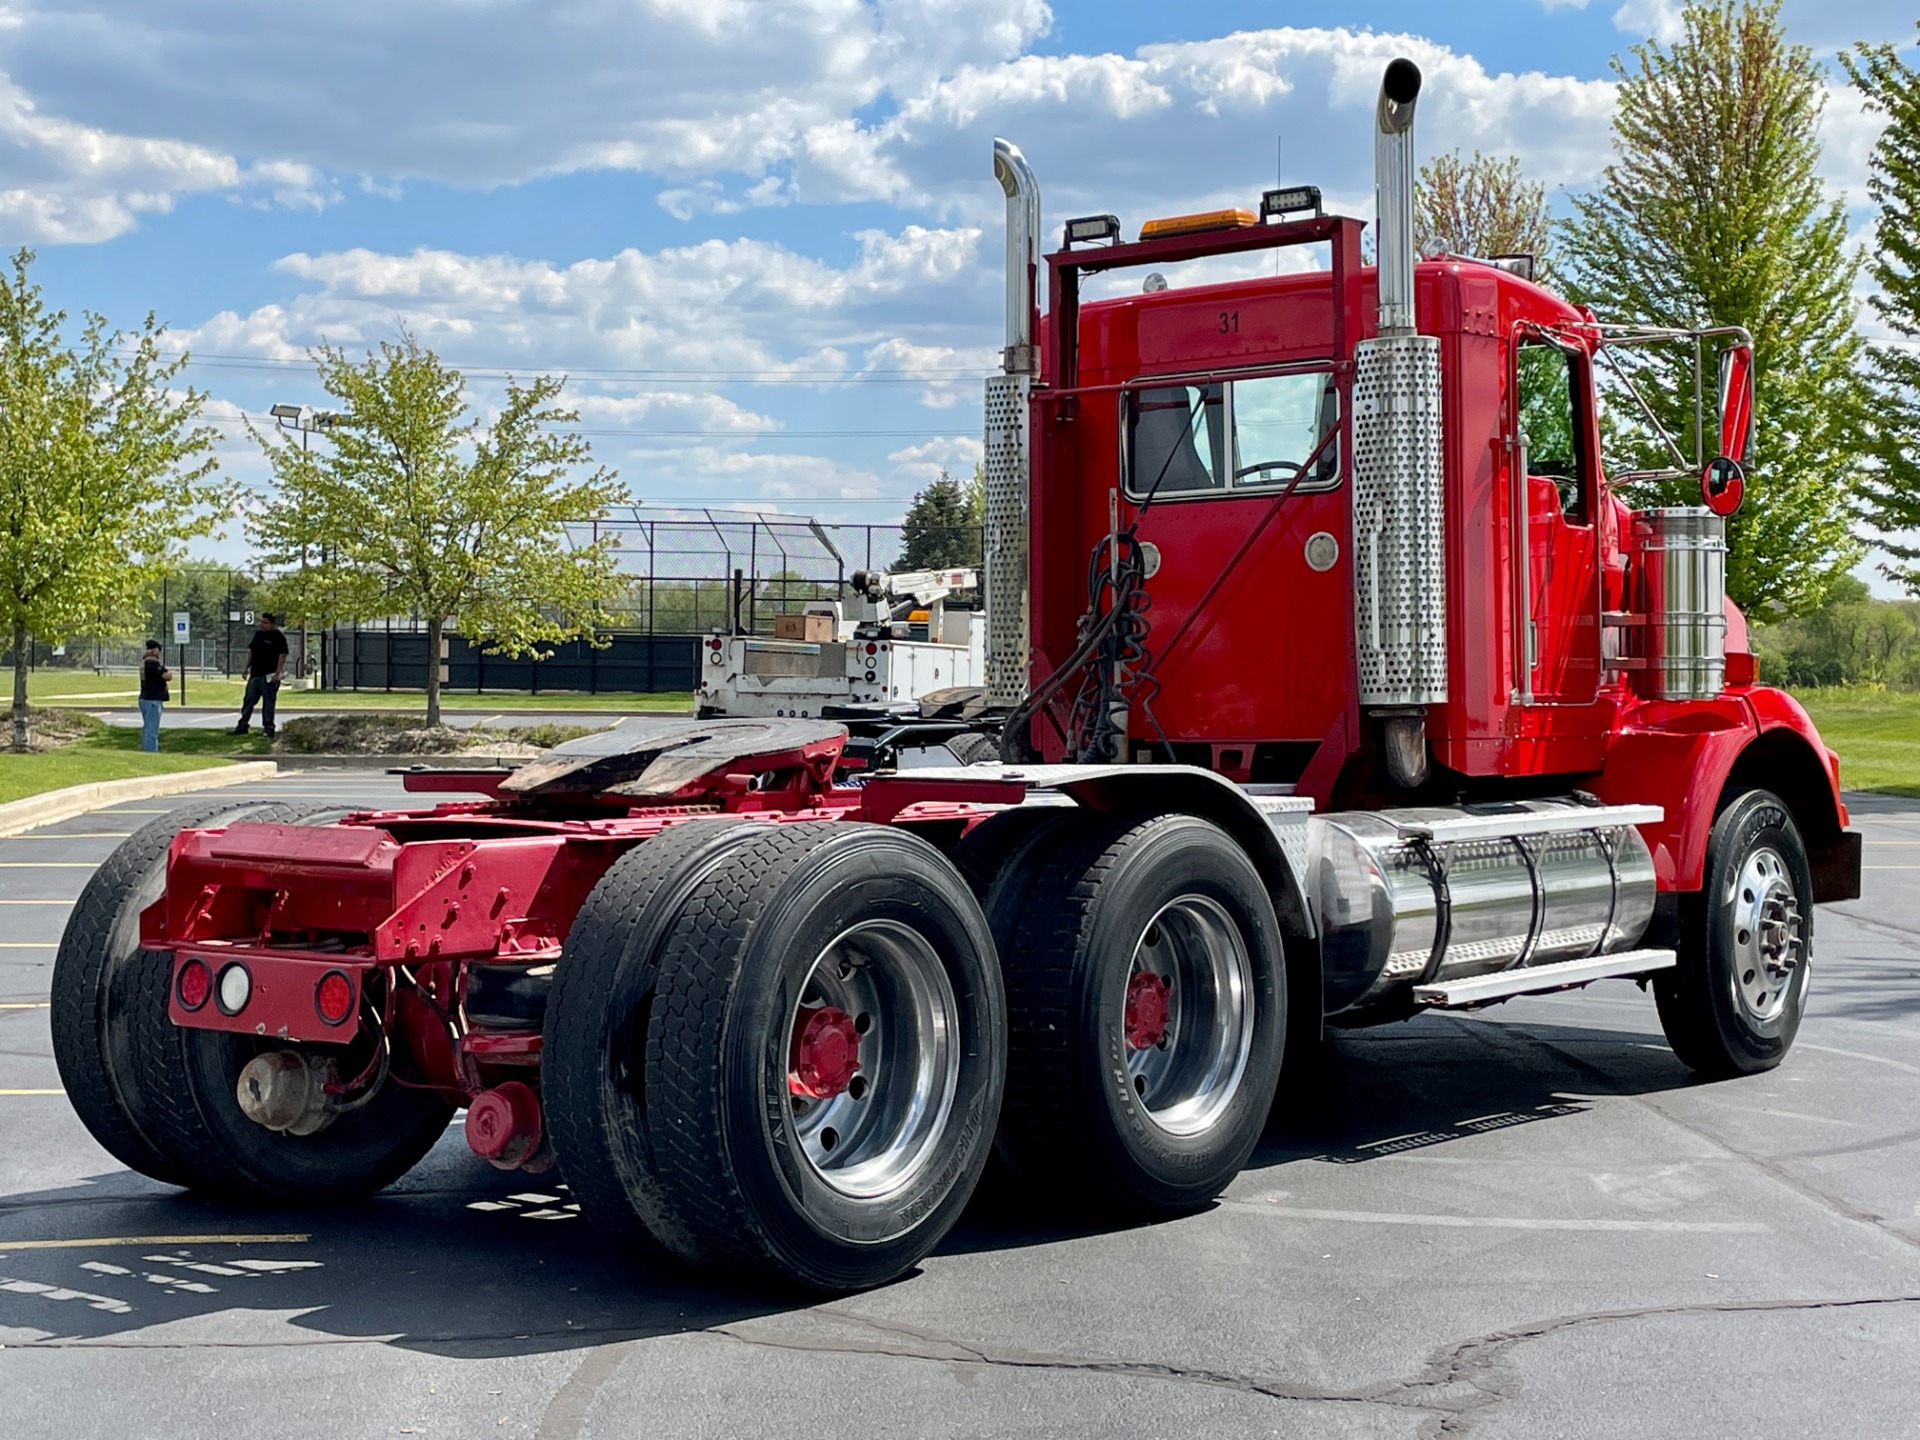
[
  {"xmin": 139, "ymin": 640, "xmax": 171, "ymax": 752},
  {"xmin": 233, "ymin": 613, "xmax": 290, "ymax": 737}
]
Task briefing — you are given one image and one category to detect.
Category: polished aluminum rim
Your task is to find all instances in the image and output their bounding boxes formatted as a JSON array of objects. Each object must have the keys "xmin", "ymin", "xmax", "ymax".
[
  {"xmin": 784, "ymin": 920, "xmax": 959, "ymax": 1202},
  {"xmin": 1728, "ymin": 845, "xmax": 1803, "ymax": 1023},
  {"xmin": 1121, "ymin": 895, "xmax": 1255, "ymax": 1138}
]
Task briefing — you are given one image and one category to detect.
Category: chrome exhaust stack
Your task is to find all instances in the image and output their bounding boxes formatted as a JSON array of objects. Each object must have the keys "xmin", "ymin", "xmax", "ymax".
[
  {"xmin": 1353, "ymin": 58, "xmax": 1447, "ymax": 788},
  {"xmin": 984, "ymin": 138, "xmax": 1039, "ymax": 708}
]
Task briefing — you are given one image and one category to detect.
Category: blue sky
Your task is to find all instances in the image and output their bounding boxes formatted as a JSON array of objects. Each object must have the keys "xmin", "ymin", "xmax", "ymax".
[{"xmin": 2, "ymin": 0, "xmax": 1911, "ymax": 574}]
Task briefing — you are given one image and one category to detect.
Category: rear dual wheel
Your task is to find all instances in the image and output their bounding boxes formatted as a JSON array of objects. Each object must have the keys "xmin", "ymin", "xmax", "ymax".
[
  {"xmin": 548, "ymin": 822, "xmax": 1005, "ymax": 1290},
  {"xmin": 971, "ymin": 811, "xmax": 1287, "ymax": 1215}
]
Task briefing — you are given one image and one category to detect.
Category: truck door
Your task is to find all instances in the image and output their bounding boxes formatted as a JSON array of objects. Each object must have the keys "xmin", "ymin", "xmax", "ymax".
[{"xmin": 1513, "ymin": 338, "xmax": 1602, "ymax": 705}]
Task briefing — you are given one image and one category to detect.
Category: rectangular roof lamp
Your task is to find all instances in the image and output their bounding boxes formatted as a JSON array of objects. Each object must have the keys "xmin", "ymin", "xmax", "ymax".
[
  {"xmin": 1260, "ymin": 185, "xmax": 1323, "ymax": 221},
  {"xmin": 1138, "ymin": 208, "xmax": 1259, "ymax": 241},
  {"xmin": 1063, "ymin": 214, "xmax": 1121, "ymax": 248}
]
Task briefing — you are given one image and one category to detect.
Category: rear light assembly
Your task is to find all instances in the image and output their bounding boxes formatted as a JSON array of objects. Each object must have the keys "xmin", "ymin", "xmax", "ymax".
[
  {"xmin": 314, "ymin": 970, "xmax": 355, "ymax": 1027},
  {"xmin": 176, "ymin": 958, "xmax": 211, "ymax": 1012}
]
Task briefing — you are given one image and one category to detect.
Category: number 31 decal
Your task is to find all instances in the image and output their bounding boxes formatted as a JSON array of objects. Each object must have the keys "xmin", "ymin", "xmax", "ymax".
[{"xmin": 1218, "ymin": 310, "xmax": 1239, "ymax": 334}]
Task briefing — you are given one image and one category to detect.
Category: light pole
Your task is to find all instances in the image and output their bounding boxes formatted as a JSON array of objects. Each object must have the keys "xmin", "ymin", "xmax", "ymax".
[{"xmin": 270, "ymin": 405, "xmax": 341, "ymax": 690}]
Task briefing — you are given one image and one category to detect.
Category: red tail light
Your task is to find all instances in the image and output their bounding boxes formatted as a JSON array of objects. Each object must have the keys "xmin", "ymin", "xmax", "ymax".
[
  {"xmin": 315, "ymin": 970, "xmax": 355, "ymax": 1027},
  {"xmin": 177, "ymin": 959, "xmax": 211, "ymax": 1012}
]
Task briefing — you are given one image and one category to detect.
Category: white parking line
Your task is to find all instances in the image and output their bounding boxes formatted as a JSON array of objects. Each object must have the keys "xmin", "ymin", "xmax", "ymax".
[{"xmin": 1226, "ymin": 1199, "xmax": 1767, "ymax": 1233}]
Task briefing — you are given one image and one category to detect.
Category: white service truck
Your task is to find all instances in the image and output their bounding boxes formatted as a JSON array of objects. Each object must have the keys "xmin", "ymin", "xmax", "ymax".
[{"xmin": 696, "ymin": 568, "xmax": 986, "ymax": 721}]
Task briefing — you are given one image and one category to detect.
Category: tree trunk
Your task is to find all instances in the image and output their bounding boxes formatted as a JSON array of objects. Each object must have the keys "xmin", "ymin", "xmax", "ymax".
[
  {"xmin": 11, "ymin": 620, "xmax": 28, "ymax": 753},
  {"xmin": 425, "ymin": 615, "xmax": 442, "ymax": 728}
]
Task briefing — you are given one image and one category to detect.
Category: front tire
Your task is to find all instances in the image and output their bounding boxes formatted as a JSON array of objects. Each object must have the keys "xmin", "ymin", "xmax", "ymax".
[
  {"xmin": 995, "ymin": 813, "xmax": 1285, "ymax": 1215},
  {"xmin": 1655, "ymin": 788, "xmax": 1812, "ymax": 1078}
]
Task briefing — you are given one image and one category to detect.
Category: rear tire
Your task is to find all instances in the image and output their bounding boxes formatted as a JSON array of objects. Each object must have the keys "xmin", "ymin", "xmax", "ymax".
[
  {"xmin": 945, "ymin": 732, "xmax": 999, "ymax": 765},
  {"xmin": 62, "ymin": 802, "xmax": 454, "ymax": 1201},
  {"xmin": 640, "ymin": 823, "xmax": 1005, "ymax": 1290},
  {"xmin": 1655, "ymin": 788, "xmax": 1812, "ymax": 1078},
  {"xmin": 52, "ymin": 799, "xmax": 322, "ymax": 1184},
  {"xmin": 543, "ymin": 819, "xmax": 768, "ymax": 1258},
  {"xmin": 995, "ymin": 813, "xmax": 1285, "ymax": 1215}
]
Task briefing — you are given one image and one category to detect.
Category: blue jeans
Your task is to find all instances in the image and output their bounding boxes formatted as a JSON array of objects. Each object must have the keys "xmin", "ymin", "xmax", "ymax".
[
  {"xmin": 138, "ymin": 699, "xmax": 163, "ymax": 752},
  {"xmin": 238, "ymin": 675, "xmax": 280, "ymax": 732}
]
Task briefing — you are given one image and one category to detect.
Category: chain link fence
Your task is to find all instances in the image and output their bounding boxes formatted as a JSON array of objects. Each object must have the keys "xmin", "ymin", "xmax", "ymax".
[{"xmin": 10, "ymin": 514, "xmax": 987, "ymax": 696}]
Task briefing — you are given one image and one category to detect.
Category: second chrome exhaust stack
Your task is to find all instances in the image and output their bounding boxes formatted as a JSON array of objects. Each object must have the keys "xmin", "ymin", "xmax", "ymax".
[
  {"xmin": 1353, "ymin": 58, "xmax": 1447, "ymax": 788},
  {"xmin": 984, "ymin": 138, "xmax": 1040, "ymax": 709}
]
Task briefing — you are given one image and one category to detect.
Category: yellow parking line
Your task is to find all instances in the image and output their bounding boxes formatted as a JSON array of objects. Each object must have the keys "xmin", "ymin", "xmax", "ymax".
[
  {"xmin": 0, "ymin": 1088, "xmax": 64, "ymax": 1095},
  {"xmin": 0, "ymin": 1002, "xmax": 51, "ymax": 1009},
  {"xmin": 0, "ymin": 1233, "xmax": 311, "ymax": 1250},
  {"xmin": 0, "ymin": 942, "xmax": 54, "ymax": 948}
]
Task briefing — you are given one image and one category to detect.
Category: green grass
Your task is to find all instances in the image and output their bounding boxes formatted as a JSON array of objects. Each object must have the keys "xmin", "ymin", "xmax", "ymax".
[
  {"xmin": 1797, "ymin": 689, "xmax": 1920, "ymax": 799},
  {"xmin": 26, "ymin": 671, "xmax": 691, "ymax": 713},
  {"xmin": 0, "ymin": 747, "xmax": 233, "ymax": 804}
]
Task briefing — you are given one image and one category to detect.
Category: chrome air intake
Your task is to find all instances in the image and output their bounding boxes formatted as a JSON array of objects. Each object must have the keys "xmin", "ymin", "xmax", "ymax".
[
  {"xmin": 1354, "ymin": 59, "xmax": 1446, "ymax": 784},
  {"xmin": 1309, "ymin": 800, "xmax": 1658, "ymax": 1005},
  {"xmin": 985, "ymin": 138, "xmax": 1039, "ymax": 708}
]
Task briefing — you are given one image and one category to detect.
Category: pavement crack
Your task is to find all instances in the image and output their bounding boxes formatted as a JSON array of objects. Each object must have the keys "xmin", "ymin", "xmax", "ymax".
[
  {"xmin": 1394, "ymin": 1293, "xmax": 1920, "ymax": 1438},
  {"xmin": 709, "ymin": 1318, "xmax": 1440, "ymax": 1415}
]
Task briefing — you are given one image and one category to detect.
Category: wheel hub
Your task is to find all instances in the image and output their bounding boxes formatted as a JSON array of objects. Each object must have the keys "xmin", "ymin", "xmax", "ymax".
[
  {"xmin": 789, "ymin": 1005, "xmax": 862, "ymax": 1100},
  {"xmin": 1730, "ymin": 845, "xmax": 1804, "ymax": 1021},
  {"xmin": 1121, "ymin": 895, "xmax": 1255, "ymax": 1138},
  {"xmin": 1125, "ymin": 971, "xmax": 1172, "ymax": 1050}
]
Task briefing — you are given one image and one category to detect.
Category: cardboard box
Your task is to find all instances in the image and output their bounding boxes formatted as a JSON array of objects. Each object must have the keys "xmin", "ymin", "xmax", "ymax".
[{"xmin": 773, "ymin": 613, "xmax": 835, "ymax": 642}]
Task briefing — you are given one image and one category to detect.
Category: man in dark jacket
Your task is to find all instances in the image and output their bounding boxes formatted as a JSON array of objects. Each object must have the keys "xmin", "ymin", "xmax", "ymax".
[
  {"xmin": 233, "ymin": 613, "xmax": 290, "ymax": 737},
  {"xmin": 139, "ymin": 640, "xmax": 171, "ymax": 752}
]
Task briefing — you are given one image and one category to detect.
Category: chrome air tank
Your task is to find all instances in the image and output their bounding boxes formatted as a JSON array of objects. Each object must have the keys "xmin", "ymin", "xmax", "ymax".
[{"xmin": 1309, "ymin": 800, "xmax": 1657, "ymax": 1011}]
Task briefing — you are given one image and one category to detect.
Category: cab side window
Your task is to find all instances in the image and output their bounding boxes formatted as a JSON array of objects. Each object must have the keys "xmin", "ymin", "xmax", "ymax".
[
  {"xmin": 1129, "ymin": 383, "xmax": 1227, "ymax": 496},
  {"xmin": 1516, "ymin": 343, "xmax": 1589, "ymax": 524}
]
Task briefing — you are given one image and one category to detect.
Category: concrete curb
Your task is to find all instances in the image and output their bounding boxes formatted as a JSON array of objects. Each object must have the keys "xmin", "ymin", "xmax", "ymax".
[
  {"xmin": 0, "ymin": 761, "xmax": 280, "ymax": 837},
  {"xmin": 270, "ymin": 753, "xmax": 529, "ymax": 772}
]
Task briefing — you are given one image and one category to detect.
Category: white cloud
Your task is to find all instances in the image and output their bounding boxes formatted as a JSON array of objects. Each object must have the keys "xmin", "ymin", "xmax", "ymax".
[
  {"xmin": 170, "ymin": 226, "xmax": 987, "ymax": 380},
  {"xmin": 1612, "ymin": 0, "xmax": 1686, "ymax": 43},
  {"xmin": 0, "ymin": 72, "xmax": 324, "ymax": 241},
  {"xmin": 888, "ymin": 434, "xmax": 984, "ymax": 486},
  {"xmin": 0, "ymin": 0, "xmax": 1049, "ymax": 198},
  {"xmin": 1820, "ymin": 82, "xmax": 1885, "ymax": 207}
]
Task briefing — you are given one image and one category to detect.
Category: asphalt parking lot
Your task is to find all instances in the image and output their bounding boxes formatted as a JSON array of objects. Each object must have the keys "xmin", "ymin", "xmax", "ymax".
[{"xmin": 2, "ymin": 773, "xmax": 1915, "ymax": 1438}]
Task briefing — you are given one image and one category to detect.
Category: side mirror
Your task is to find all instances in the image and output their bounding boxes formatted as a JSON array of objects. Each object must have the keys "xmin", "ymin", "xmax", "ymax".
[
  {"xmin": 1717, "ymin": 343, "xmax": 1754, "ymax": 465},
  {"xmin": 1701, "ymin": 455, "xmax": 1744, "ymax": 517}
]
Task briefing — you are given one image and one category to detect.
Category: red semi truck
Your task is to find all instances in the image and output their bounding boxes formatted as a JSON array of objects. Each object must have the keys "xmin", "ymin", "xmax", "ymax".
[{"xmin": 53, "ymin": 58, "xmax": 1860, "ymax": 1292}]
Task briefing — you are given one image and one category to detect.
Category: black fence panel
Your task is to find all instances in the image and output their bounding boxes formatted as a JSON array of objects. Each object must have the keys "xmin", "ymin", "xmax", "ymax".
[{"xmin": 323, "ymin": 630, "xmax": 697, "ymax": 695}]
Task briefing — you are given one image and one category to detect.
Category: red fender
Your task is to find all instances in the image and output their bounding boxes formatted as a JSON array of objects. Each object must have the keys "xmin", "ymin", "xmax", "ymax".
[{"xmin": 1590, "ymin": 687, "xmax": 1848, "ymax": 893}]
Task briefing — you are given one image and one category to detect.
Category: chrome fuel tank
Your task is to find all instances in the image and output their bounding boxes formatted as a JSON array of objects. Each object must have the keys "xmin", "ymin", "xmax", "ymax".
[{"xmin": 1309, "ymin": 799, "xmax": 1657, "ymax": 1011}]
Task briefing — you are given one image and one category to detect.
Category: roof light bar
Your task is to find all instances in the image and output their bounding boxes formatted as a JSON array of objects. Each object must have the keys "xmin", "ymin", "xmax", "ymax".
[
  {"xmin": 1260, "ymin": 185, "xmax": 1323, "ymax": 220},
  {"xmin": 1063, "ymin": 214, "xmax": 1120, "ymax": 248},
  {"xmin": 1138, "ymin": 208, "xmax": 1258, "ymax": 241}
]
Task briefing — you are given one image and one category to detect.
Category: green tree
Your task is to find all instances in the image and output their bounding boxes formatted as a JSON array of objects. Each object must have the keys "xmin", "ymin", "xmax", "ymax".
[
  {"xmin": 1843, "ymin": 31, "xmax": 1920, "ymax": 599},
  {"xmin": 1560, "ymin": 0, "xmax": 1864, "ymax": 616},
  {"xmin": 1415, "ymin": 149, "xmax": 1555, "ymax": 278},
  {"xmin": 0, "ymin": 249, "xmax": 224, "ymax": 750},
  {"xmin": 898, "ymin": 471, "xmax": 983, "ymax": 571},
  {"xmin": 251, "ymin": 336, "xmax": 629, "ymax": 725}
]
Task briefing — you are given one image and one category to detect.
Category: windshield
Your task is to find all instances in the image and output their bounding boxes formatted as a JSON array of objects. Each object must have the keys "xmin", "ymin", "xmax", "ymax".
[{"xmin": 1125, "ymin": 370, "xmax": 1339, "ymax": 500}]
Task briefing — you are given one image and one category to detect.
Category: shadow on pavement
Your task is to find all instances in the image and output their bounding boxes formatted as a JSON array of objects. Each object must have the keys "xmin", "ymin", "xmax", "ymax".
[{"xmin": 0, "ymin": 1013, "xmax": 1707, "ymax": 1357}]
